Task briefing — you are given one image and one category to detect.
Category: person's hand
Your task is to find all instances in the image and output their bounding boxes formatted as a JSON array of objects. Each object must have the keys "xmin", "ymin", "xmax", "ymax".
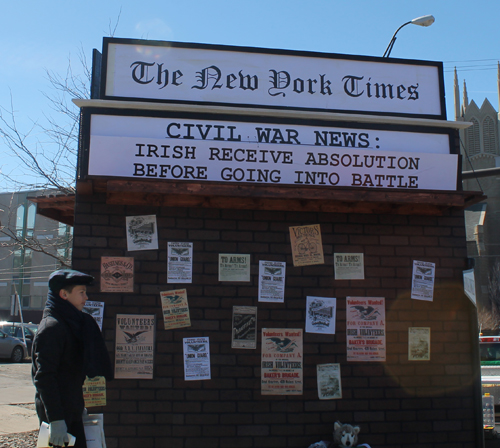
[{"xmin": 49, "ymin": 420, "xmax": 69, "ymax": 447}]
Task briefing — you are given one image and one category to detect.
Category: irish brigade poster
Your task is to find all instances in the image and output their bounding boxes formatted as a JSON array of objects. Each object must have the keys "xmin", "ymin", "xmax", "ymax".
[
  {"xmin": 346, "ymin": 297, "xmax": 386, "ymax": 362},
  {"xmin": 317, "ymin": 363, "xmax": 342, "ymax": 400},
  {"xmin": 289, "ymin": 224, "xmax": 324, "ymax": 267},
  {"xmin": 334, "ymin": 253, "xmax": 364, "ymax": 280},
  {"xmin": 125, "ymin": 215, "xmax": 158, "ymax": 251},
  {"xmin": 408, "ymin": 327, "xmax": 431, "ymax": 361},
  {"xmin": 160, "ymin": 288, "xmax": 191, "ymax": 330},
  {"xmin": 100, "ymin": 256, "xmax": 134, "ymax": 292},
  {"xmin": 167, "ymin": 242, "xmax": 193, "ymax": 283},
  {"xmin": 261, "ymin": 328, "xmax": 303, "ymax": 395},
  {"xmin": 305, "ymin": 296, "xmax": 336, "ymax": 335},
  {"xmin": 411, "ymin": 260, "xmax": 436, "ymax": 301},
  {"xmin": 258, "ymin": 260, "xmax": 286, "ymax": 303},
  {"xmin": 232, "ymin": 306, "xmax": 257, "ymax": 349},
  {"xmin": 114, "ymin": 314, "xmax": 155, "ymax": 379},
  {"xmin": 218, "ymin": 254, "xmax": 251, "ymax": 282},
  {"xmin": 82, "ymin": 376, "xmax": 107, "ymax": 407},
  {"xmin": 183, "ymin": 337, "xmax": 211, "ymax": 381},
  {"xmin": 82, "ymin": 301, "xmax": 105, "ymax": 331}
]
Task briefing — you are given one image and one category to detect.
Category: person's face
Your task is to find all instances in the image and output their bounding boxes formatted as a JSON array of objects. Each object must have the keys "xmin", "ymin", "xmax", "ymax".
[{"xmin": 60, "ymin": 285, "xmax": 88, "ymax": 311}]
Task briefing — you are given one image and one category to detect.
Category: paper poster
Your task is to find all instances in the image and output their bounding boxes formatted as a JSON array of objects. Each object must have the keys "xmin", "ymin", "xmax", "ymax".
[
  {"xmin": 463, "ymin": 268, "xmax": 476, "ymax": 306},
  {"xmin": 167, "ymin": 242, "xmax": 193, "ymax": 283},
  {"xmin": 160, "ymin": 289, "xmax": 191, "ymax": 330},
  {"xmin": 218, "ymin": 254, "xmax": 251, "ymax": 282},
  {"xmin": 82, "ymin": 376, "xmax": 106, "ymax": 407},
  {"xmin": 334, "ymin": 253, "xmax": 364, "ymax": 280},
  {"xmin": 82, "ymin": 301, "xmax": 104, "ymax": 331},
  {"xmin": 346, "ymin": 297, "xmax": 386, "ymax": 362},
  {"xmin": 289, "ymin": 224, "xmax": 324, "ymax": 267},
  {"xmin": 114, "ymin": 314, "xmax": 155, "ymax": 379},
  {"xmin": 232, "ymin": 306, "xmax": 257, "ymax": 349},
  {"xmin": 305, "ymin": 296, "xmax": 336, "ymax": 334},
  {"xmin": 317, "ymin": 363, "xmax": 342, "ymax": 400},
  {"xmin": 258, "ymin": 260, "xmax": 286, "ymax": 303},
  {"xmin": 261, "ymin": 328, "xmax": 303, "ymax": 395},
  {"xmin": 100, "ymin": 256, "xmax": 134, "ymax": 292},
  {"xmin": 411, "ymin": 260, "xmax": 436, "ymax": 301},
  {"xmin": 126, "ymin": 215, "xmax": 159, "ymax": 251},
  {"xmin": 183, "ymin": 337, "xmax": 211, "ymax": 381},
  {"xmin": 408, "ymin": 327, "xmax": 431, "ymax": 361}
]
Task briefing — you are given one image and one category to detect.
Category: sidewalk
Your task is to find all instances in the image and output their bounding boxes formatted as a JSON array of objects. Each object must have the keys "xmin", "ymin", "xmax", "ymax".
[{"xmin": 0, "ymin": 362, "xmax": 38, "ymax": 435}]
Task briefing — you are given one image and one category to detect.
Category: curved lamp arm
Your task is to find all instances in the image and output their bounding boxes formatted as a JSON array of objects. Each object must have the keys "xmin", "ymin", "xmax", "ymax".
[{"xmin": 383, "ymin": 15, "xmax": 435, "ymax": 58}]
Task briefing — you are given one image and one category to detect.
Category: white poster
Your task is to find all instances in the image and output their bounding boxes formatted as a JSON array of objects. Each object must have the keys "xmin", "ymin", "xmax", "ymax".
[
  {"xmin": 258, "ymin": 261, "xmax": 286, "ymax": 303},
  {"xmin": 126, "ymin": 215, "xmax": 158, "ymax": 251},
  {"xmin": 305, "ymin": 296, "xmax": 337, "ymax": 335},
  {"xmin": 411, "ymin": 260, "xmax": 436, "ymax": 301},
  {"xmin": 88, "ymin": 114, "xmax": 457, "ymax": 192},
  {"xmin": 346, "ymin": 297, "xmax": 386, "ymax": 362},
  {"xmin": 219, "ymin": 254, "xmax": 251, "ymax": 282},
  {"xmin": 82, "ymin": 301, "xmax": 104, "ymax": 331},
  {"xmin": 183, "ymin": 337, "xmax": 211, "ymax": 381},
  {"xmin": 103, "ymin": 39, "xmax": 443, "ymax": 117},
  {"xmin": 334, "ymin": 253, "xmax": 364, "ymax": 280},
  {"xmin": 317, "ymin": 363, "xmax": 342, "ymax": 400},
  {"xmin": 167, "ymin": 242, "xmax": 193, "ymax": 283}
]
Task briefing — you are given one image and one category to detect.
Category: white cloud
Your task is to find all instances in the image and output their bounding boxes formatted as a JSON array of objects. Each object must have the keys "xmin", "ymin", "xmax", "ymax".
[{"xmin": 135, "ymin": 19, "xmax": 174, "ymax": 41}]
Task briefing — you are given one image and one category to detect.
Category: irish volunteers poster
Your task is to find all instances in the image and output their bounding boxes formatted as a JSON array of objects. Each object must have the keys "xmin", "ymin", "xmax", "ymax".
[
  {"xmin": 261, "ymin": 328, "xmax": 303, "ymax": 395},
  {"xmin": 346, "ymin": 297, "xmax": 386, "ymax": 362}
]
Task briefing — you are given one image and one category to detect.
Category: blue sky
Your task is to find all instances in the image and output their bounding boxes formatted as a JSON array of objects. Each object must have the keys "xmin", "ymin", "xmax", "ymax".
[{"xmin": 1, "ymin": 0, "xmax": 499, "ymax": 189}]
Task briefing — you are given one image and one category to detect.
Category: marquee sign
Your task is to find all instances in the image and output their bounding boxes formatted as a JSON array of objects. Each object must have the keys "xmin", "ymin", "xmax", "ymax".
[
  {"xmin": 86, "ymin": 114, "xmax": 458, "ymax": 191},
  {"xmin": 101, "ymin": 38, "xmax": 445, "ymax": 119}
]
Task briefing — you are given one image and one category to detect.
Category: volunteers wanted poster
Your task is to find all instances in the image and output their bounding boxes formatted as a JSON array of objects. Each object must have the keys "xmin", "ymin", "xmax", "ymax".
[
  {"xmin": 114, "ymin": 314, "xmax": 155, "ymax": 379},
  {"xmin": 411, "ymin": 260, "xmax": 435, "ymax": 301},
  {"xmin": 258, "ymin": 260, "xmax": 286, "ymax": 303},
  {"xmin": 305, "ymin": 296, "xmax": 336, "ymax": 335},
  {"xmin": 232, "ymin": 306, "xmax": 257, "ymax": 349},
  {"xmin": 100, "ymin": 256, "xmax": 134, "ymax": 292},
  {"xmin": 261, "ymin": 328, "xmax": 303, "ymax": 395},
  {"xmin": 334, "ymin": 253, "xmax": 364, "ymax": 280},
  {"xmin": 289, "ymin": 224, "xmax": 324, "ymax": 267},
  {"xmin": 160, "ymin": 288, "xmax": 191, "ymax": 330},
  {"xmin": 83, "ymin": 376, "xmax": 106, "ymax": 407},
  {"xmin": 219, "ymin": 254, "xmax": 250, "ymax": 282},
  {"xmin": 346, "ymin": 297, "xmax": 386, "ymax": 362},
  {"xmin": 83, "ymin": 301, "xmax": 104, "ymax": 331},
  {"xmin": 183, "ymin": 337, "xmax": 211, "ymax": 381},
  {"xmin": 126, "ymin": 215, "xmax": 158, "ymax": 251},
  {"xmin": 317, "ymin": 363, "xmax": 342, "ymax": 400},
  {"xmin": 167, "ymin": 242, "xmax": 193, "ymax": 283},
  {"xmin": 408, "ymin": 327, "xmax": 431, "ymax": 361}
]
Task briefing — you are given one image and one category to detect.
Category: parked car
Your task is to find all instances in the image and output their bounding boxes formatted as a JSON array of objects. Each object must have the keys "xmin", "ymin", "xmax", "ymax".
[
  {"xmin": 0, "ymin": 330, "xmax": 28, "ymax": 362},
  {"xmin": 0, "ymin": 322, "xmax": 38, "ymax": 357}
]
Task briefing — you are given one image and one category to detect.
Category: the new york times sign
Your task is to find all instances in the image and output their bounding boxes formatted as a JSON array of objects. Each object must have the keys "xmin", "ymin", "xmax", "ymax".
[{"xmin": 101, "ymin": 38, "xmax": 445, "ymax": 119}]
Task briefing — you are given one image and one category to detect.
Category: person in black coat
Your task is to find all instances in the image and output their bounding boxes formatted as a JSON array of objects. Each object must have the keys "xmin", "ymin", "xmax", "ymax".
[{"xmin": 32, "ymin": 270, "xmax": 113, "ymax": 448}]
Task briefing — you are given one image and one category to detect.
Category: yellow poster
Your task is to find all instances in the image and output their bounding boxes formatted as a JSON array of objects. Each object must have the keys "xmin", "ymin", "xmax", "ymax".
[
  {"xmin": 160, "ymin": 289, "xmax": 191, "ymax": 330},
  {"xmin": 289, "ymin": 224, "xmax": 324, "ymax": 267},
  {"xmin": 83, "ymin": 376, "xmax": 106, "ymax": 408}
]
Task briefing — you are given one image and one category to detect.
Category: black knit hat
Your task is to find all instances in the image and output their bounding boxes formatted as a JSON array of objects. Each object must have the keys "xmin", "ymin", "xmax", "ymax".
[{"xmin": 48, "ymin": 269, "xmax": 94, "ymax": 294}]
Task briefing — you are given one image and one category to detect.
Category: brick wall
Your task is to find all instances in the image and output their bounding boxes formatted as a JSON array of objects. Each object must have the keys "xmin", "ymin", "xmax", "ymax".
[{"xmin": 73, "ymin": 192, "xmax": 480, "ymax": 448}]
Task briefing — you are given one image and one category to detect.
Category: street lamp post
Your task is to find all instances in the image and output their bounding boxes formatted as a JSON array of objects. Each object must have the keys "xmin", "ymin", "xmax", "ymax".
[{"xmin": 383, "ymin": 15, "xmax": 435, "ymax": 58}]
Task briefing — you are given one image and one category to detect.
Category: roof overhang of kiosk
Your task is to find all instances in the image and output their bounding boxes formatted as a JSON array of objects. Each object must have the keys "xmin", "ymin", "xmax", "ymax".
[{"xmin": 73, "ymin": 99, "xmax": 484, "ymax": 217}]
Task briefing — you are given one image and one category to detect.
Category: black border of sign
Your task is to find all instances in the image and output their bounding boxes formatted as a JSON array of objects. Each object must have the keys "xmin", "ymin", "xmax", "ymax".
[
  {"xmin": 100, "ymin": 37, "xmax": 447, "ymax": 121},
  {"xmin": 78, "ymin": 107, "xmax": 459, "ymax": 188}
]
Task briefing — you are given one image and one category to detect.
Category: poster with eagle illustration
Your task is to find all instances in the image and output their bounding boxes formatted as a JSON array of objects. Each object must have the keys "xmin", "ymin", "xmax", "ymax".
[
  {"xmin": 114, "ymin": 314, "xmax": 156, "ymax": 379},
  {"xmin": 261, "ymin": 328, "xmax": 303, "ymax": 395},
  {"xmin": 346, "ymin": 297, "xmax": 385, "ymax": 362}
]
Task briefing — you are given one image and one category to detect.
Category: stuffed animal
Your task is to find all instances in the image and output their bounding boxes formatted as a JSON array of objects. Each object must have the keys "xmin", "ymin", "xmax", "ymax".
[
  {"xmin": 307, "ymin": 421, "xmax": 371, "ymax": 448},
  {"xmin": 333, "ymin": 421, "xmax": 360, "ymax": 448}
]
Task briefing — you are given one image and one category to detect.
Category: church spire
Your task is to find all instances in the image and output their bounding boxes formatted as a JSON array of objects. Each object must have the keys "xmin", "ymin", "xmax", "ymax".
[
  {"xmin": 463, "ymin": 79, "xmax": 469, "ymax": 112},
  {"xmin": 454, "ymin": 67, "xmax": 460, "ymax": 120},
  {"xmin": 497, "ymin": 61, "xmax": 500, "ymax": 119}
]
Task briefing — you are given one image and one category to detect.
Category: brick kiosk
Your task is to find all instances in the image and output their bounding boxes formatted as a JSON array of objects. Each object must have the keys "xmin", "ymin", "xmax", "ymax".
[{"xmin": 71, "ymin": 38, "xmax": 486, "ymax": 448}]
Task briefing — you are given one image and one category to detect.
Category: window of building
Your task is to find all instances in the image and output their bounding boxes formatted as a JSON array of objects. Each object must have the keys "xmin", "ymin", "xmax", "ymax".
[
  {"xmin": 22, "ymin": 295, "xmax": 30, "ymax": 308},
  {"xmin": 466, "ymin": 117, "xmax": 481, "ymax": 156},
  {"xmin": 483, "ymin": 116, "xmax": 498, "ymax": 154},
  {"xmin": 16, "ymin": 205, "xmax": 24, "ymax": 237}
]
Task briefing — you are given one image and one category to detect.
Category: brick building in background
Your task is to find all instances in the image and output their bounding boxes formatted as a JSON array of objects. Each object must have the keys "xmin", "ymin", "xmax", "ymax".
[{"xmin": 42, "ymin": 38, "xmax": 486, "ymax": 447}]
